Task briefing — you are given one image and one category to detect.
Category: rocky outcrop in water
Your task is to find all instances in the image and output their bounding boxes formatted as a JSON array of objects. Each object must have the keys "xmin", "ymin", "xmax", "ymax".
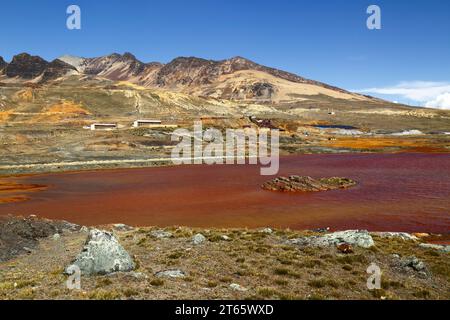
[
  {"xmin": 262, "ymin": 176, "xmax": 357, "ymax": 193},
  {"xmin": 66, "ymin": 229, "xmax": 135, "ymax": 275}
]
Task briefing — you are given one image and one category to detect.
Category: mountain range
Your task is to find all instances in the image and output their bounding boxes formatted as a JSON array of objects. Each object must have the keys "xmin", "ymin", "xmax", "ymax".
[
  {"xmin": 0, "ymin": 52, "xmax": 373, "ymax": 103},
  {"xmin": 1, "ymin": 52, "xmax": 449, "ymax": 172}
]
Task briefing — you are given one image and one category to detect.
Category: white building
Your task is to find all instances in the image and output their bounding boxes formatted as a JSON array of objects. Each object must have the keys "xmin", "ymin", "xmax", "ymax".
[
  {"xmin": 90, "ymin": 123, "xmax": 118, "ymax": 131},
  {"xmin": 133, "ymin": 119, "xmax": 162, "ymax": 128}
]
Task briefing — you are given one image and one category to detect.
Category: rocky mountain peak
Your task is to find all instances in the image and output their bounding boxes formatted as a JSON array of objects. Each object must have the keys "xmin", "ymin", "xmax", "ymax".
[
  {"xmin": 80, "ymin": 52, "xmax": 146, "ymax": 80},
  {"xmin": 227, "ymin": 56, "xmax": 255, "ymax": 66},
  {"xmin": 3, "ymin": 54, "xmax": 77, "ymax": 81},
  {"xmin": 0, "ymin": 56, "xmax": 7, "ymax": 72},
  {"xmin": 122, "ymin": 52, "xmax": 137, "ymax": 61},
  {"xmin": 165, "ymin": 57, "xmax": 214, "ymax": 69},
  {"xmin": 5, "ymin": 53, "xmax": 49, "ymax": 79},
  {"xmin": 41, "ymin": 59, "xmax": 77, "ymax": 81},
  {"xmin": 58, "ymin": 55, "xmax": 85, "ymax": 70}
]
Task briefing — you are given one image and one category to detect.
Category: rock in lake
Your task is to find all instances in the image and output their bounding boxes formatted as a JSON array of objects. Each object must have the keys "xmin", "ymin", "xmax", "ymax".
[
  {"xmin": 262, "ymin": 176, "xmax": 356, "ymax": 193},
  {"xmin": 289, "ymin": 230, "xmax": 374, "ymax": 248},
  {"xmin": 66, "ymin": 229, "xmax": 135, "ymax": 276}
]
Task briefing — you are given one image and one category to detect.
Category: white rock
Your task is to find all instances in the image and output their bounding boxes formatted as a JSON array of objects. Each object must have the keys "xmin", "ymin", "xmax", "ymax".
[
  {"xmin": 52, "ymin": 233, "xmax": 61, "ymax": 241},
  {"xmin": 150, "ymin": 230, "xmax": 173, "ymax": 239},
  {"xmin": 260, "ymin": 228, "xmax": 273, "ymax": 234},
  {"xmin": 113, "ymin": 224, "xmax": 134, "ymax": 232},
  {"xmin": 373, "ymin": 232, "xmax": 418, "ymax": 241},
  {"xmin": 289, "ymin": 230, "xmax": 374, "ymax": 248},
  {"xmin": 23, "ymin": 247, "xmax": 33, "ymax": 253},
  {"xmin": 230, "ymin": 283, "xmax": 248, "ymax": 292},
  {"xmin": 391, "ymin": 130, "xmax": 423, "ymax": 136},
  {"xmin": 66, "ymin": 229, "xmax": 135, "ymax": 276},
  {"xmin": 155, "ymin": 269, "xmax": 186, "ymax": 278},
  {"xmin": 221, "ymin": 235, "xmax": 231, "ymax": 241},
  {"xmin": 419, "ymin": 243, "xmax": 450, "ymax": 253},
  {"xmin": 192, "ymin": 233, "xmax": 207, "ymax": 245}
]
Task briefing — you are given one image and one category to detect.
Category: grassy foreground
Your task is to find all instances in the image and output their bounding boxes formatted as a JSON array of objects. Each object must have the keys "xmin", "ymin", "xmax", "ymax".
[{"xmin": 0, "ymin": 221, "xmax": 449, "ymax": 300}]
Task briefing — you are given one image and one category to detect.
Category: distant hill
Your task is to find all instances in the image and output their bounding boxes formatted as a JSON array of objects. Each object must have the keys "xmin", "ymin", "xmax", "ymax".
[
  {"xmin": 1, "ymin": 52, "xmax": 374, "ymax": 104},
  {"xmin": 3, "ymin": 53, "xmax": 76, "ymax": 81}
]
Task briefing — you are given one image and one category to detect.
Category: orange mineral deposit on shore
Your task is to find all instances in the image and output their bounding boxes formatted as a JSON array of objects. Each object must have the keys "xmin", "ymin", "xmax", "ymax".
[
  {"xmin": 322, "ymin": 137, "xmax": 449, "ymax": 153},
  {"xmin": 0, "ymin": 179, "xmax": 47, "ymax": 204}
]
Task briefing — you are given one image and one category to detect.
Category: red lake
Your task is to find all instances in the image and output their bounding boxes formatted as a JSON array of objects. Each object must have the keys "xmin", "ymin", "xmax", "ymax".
[{"xmin": 1, "ymin": 153, "xmax": 449, "ymax": 233}]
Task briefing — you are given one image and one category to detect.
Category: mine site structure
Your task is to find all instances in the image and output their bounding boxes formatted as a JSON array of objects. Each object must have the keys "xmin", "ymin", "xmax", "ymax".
[
  {"xmin": 132, "ymin": 119, "xmax": 178, "ymax": 129},
  {"xmin": 133, "ymin": 119, "xmax": 162, "ymax": 128},
  {"xmin": 89, "ymin": 123, "xmax": 118, "ymax": 131}
]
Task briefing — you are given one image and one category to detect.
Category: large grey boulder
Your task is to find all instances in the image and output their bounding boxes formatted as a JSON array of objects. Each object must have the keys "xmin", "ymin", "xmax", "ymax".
[
  {"xmin": 66, "ymin": 229, "xmax": 135, "ymax": 276},
  {"xmin": 289, "ymin": 230, "xmax": 374, "ymax": 248}
]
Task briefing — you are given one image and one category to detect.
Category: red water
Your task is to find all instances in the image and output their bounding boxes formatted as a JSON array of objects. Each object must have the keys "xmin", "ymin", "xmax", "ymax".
[{"xmin": 1, "ymin": 153, "xmax": 449, "ymax": 233}]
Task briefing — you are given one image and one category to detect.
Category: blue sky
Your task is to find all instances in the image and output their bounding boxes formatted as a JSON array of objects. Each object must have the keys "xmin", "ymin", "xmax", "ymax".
[{"xmin": 1, "ymin": 0, "xmax": 449, "ymax": 108}]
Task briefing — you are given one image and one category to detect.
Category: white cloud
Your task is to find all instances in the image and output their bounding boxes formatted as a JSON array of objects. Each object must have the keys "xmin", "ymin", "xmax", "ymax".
[
  {"xmin": 425, "ymin": 93, "xmax": 450, "ymax": 110},
  {"xmin": 357, "ymin": 81, "xmax": 450, "ymax": 110}
]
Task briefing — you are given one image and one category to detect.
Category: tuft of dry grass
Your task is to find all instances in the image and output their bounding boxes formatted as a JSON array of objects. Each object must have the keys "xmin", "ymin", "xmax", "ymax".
[{"xmin": 308, "ymin": 278, "xmax": 340, "ymax": 289}]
